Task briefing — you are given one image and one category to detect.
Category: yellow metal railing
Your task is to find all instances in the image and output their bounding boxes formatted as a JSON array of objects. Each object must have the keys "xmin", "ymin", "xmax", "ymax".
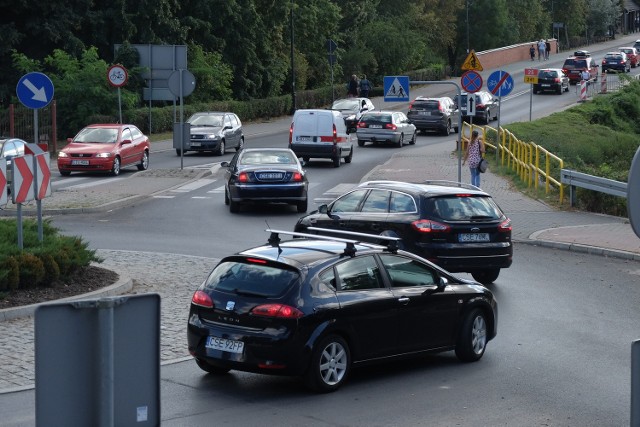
[{"xmin": 460, "ymin": 122, "xmax": 564, "ymax": 202}]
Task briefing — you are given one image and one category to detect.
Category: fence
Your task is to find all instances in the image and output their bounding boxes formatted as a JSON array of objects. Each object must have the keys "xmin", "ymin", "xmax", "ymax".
[
  {"xmin": 0, "ymin": 102, "xmax": 58, "ymax": 152},
  {"xmin": 560, "ymin": 169, "xmax": 628, "ymax": 206}
]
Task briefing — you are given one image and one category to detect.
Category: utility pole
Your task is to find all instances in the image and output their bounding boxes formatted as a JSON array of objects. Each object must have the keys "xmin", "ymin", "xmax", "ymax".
[{"xmin": 290, "ymin": 1, "xmax": 296, "ymax": 114}]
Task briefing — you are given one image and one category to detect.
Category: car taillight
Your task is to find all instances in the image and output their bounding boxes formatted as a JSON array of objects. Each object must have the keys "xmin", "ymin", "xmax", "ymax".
[
  {"xmin": 554, "ymin": 78, "xmax": 560, "ymax": 83},
  {"xmin": 238, "ymin": 172, "xmax": 250, "ymax": 183},
  {"xmin": 289, "ymin": 123, "xmax": 293, "ymax": 144},
  {"xmin": 385, "ymin": 123, "xmax": 397, "ymax": 130},
  {"xmin": 438, "ymin": 102, "xmax": 444, "ymax": 112},
  {"xmin": 498, "ymin": 218, "xmax": 512, "ymax": 232},
  {"xmin": 409, "ymin": 101, "xmax": 414, "ymax": 109},
  {"xmin": 411, "ymin": 219, "xmax": 451, "ymax": 232},
  {"xmin": 476, "ymin": 103, "xmax": 485, "ymax": 110},
  {"xmin": 191, "ymin": 290, "xmax": 213, "ymax": 308},
  {"xmin": 251, "ymin": 304, "xmax": 304, "ymax": 319},
  {"xmin": 358, "ymin": 122, "xmax": 367, "ymax": 128},
  {"xmin": 291, "ymin": 172, "xmax": 303, "ymax": 182},
  {"xmin": 332, "ymin": 123, "xmax": 337, "ymax": 144}
]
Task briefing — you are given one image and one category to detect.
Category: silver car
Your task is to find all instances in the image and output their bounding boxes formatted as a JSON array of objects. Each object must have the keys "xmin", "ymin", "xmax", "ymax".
[
  {"xmin": 331, "ymin": 98, "xmax": 375, "ymax": 133},
  {"xmin": 179, "ymin": 112, "xmax": 244, "ymax": 156},
  {"xmin": 356, "ymin": 111, "xmax": 417, "ymax": 148}
]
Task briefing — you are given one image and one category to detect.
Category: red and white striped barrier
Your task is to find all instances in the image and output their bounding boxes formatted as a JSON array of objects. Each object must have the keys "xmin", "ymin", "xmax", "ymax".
[{"xmin": 579, "ymin": 80, "xmax": 588, "ymax": 102}]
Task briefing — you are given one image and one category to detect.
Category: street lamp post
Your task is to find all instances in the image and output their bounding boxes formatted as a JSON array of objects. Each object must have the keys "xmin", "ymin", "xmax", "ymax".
[
  {"xmin": 466, "ymin": 0, "xmax": 470, "ymax": 54},
  {"xmin": 290, "ymin": 2, "xmax": 296, "ymax": 114}
]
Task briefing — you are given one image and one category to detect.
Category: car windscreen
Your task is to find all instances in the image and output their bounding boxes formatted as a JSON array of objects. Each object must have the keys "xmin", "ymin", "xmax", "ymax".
[
  {"xmin": 411, "ymin": 100, "xmax": 440, "ymax": 110},
  {"xmin": 203, "ymin": 260, "xmax": 299, "ymax": 298},
  {"xmin": 332, "ymin": 99, "xmax": 358, "ymax": 110},
  {"xmin": 423, "ymin": 196, "xmax": 503, "ymax": 221},
  {"xmin": 75, "ymin": 128, "xmax": 118, "ymax": 143},
  {"xmin": 188, "ymin": 114, "xmax": 223, "ymax": 126}
]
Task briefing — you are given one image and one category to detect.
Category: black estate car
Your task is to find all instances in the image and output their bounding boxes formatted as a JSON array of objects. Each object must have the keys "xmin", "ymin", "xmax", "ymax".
[
  {"xmin": 187, "ymin": 228, "xmax": 498, "ymax": 392},
  {"xmin": 295, "ymin": 180, "xmax": 513, "ymax": 284}
]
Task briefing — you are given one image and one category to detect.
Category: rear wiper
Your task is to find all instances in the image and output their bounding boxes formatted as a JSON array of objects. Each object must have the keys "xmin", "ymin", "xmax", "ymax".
[
  {"xmin": 233, "ymin": 288, "xmax": 269, "ymax": 297},
  {"xmin": 470, "ymin": 215, "xmax": 493, "ymax": 220}
]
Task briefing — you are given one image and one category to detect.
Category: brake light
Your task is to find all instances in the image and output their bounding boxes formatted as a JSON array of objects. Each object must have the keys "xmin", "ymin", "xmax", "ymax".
[
  {"xmin": 291, "ymin": 172, "xmax": 303, "ymax": 182},
  {"xmin": 385, "ymin": 123, "xmax": 397, "ymax": 130},
  {"xmin": 554, "ymin": 78, "xmax": 560, "ymax": 83},
  {"xmin": 192, "ymin": 290, "xmax": 213, "ymax": 308},
  {"xmin": 411, "ymin": 219, "xmax": 451, "ymax": 232},
  {"xmin": 358, "ymin": 122, "xmax": 367, "ymax": 128},
  {"xmin": 438, "ymin": 102, "xmax": 444, "ymax": 112},
  {"xmin": 456, "ymin": 193, "xmax": 472, "ymax": 197},
  {"xmin": 246, "ymin": 257, "xmax": 267, "ymax": 264},
  {"xmin": 476, "ymin": 103, "xmax": 485, "ymax": 110},
  {"xmin": 251, "ymin": 304, "xmax": 304, "ymax": 319},
  {"xmin": 332, "ymin": 124, "xmax": 337, "ymax": 144},
  {"xmin": 238, "ymin": 172, "xmax": 250, "ymax": 183},
  {"xmin": 289, "ymin": 123, "xmax": 293, "ymax": 144},
  {"xmin": 498, "ymin": 218, "xmax": 512, "ymax": 232},
  {"xmin": 409, "ymin": 101, "xmax": 414, "ymax": 109}
]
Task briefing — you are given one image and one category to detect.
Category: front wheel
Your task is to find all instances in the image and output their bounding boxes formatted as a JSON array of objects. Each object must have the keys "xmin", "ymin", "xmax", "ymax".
[
  {"xmin": 111, "ymin": 157, "xmax": 121, "ymax": 176},
  {"xmin": 455, "ymin": 308, "xmax": 488, "ymax": 362},
  {"xmin": 137, "ymin": 151, "xmax": 149, "ymax": 171},
  {"xmin": 304, "ymin": 334, "xmax": 351, "ymax": 393},
  {"xmin": 471, "ymin": 268, "xmax": 500, "ymax": 284},
  {"xmin": 217, "ymin": 140, "xmax": 226, "ymax": 156}
]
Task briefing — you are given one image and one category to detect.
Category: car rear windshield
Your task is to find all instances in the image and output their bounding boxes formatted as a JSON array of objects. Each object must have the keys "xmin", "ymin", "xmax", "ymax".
[
  {"xmin": 411, "ymin": 100, "xmax": 440, "ymax": 110},
  {"xmin": 563, "ymin": 59, "xmax": 587, "ymax": 69},
  {"xmin": 361, "ymin": 114, "xmax": 392, "ymax": 124},
  {"xmin": 423, "ymin": 196, "xmax": 503, "ymax": 221},
  {"xmin": 539, "ymin": 70, "xmax": 558, "ymax": 78},
  {"xmin": 204, "ymin": 260, "xmax": 300, "ymax": 297},
  {"xmin": 604, "ymin": 54, "xmax": 623, "ymax": 60}
]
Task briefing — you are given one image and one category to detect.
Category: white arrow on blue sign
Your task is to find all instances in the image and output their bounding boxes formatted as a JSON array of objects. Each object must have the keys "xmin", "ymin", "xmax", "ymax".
[
  {"xmin": 16, "ymin": 72, "xmax": 55, "ymax": 109},
  {"xmin": 487, "ymin": 70, "xmax": 514, "ymax": 97}
]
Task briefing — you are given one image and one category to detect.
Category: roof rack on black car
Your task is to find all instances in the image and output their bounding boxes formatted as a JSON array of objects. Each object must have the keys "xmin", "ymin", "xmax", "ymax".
[
  {"xmin": 358, "ymin": 180, "xmax": 427, "ymax": 191},
  {"xmin": 421, "ymin": 180, "xmax": 482, "ymax": 191},
  {"xmin": 265, "ymin": 228, "xmax": 400, "ymax": 256}
]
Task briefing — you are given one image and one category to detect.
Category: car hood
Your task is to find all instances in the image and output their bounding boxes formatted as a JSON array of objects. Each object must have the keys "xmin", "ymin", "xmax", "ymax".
[
  {"xmin": 62, "ymin": 142, "xmax": 116, "ymax": 155},
  {"xmin": 189, "ymin": 126, "xmax": 223, "ymax": 134}
]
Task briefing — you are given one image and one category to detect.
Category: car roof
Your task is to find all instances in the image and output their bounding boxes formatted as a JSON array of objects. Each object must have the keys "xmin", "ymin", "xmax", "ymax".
[{"xmin": 357, "ymin": 180, "xmax": 489, "ymax": 196}]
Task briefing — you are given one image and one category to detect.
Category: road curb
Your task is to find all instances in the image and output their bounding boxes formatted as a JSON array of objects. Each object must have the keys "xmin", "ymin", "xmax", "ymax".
[{"xmin": 515, "ymin": 238, "xmax": 640, "ymax": 261}]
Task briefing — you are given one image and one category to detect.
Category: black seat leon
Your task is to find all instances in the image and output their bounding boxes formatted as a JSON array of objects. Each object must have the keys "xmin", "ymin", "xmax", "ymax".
[{"xmin": 294, "ymin": 180, "xmax": 513, "ymax": 284}]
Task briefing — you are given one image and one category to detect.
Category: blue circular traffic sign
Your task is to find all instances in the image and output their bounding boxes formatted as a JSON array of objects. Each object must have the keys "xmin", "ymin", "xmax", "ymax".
[
  {"xmin": 461, "ymin": 71, "xmax": 483, "ymax": 93},
  {"xmin": 487, "ymin": 70, "xmax": 514, "ymax": 97},
  {"xmin": 16, "ymin": 72, "xmax": 54, "ymax": 109}
]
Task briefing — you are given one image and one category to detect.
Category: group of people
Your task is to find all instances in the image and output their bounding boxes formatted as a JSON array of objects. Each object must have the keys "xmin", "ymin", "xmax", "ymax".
[
  {"xmin": 347, "ymin": 74, "xmax": 372, "ymax": 98},
  {"xmin": 529, "ymin": 39, "xmax": 551, "ymax": 61}
]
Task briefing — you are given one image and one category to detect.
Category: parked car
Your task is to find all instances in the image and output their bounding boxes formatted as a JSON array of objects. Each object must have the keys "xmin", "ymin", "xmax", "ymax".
[
  {"xmin": 355, "ymin": 111, "xmax": 417, "ymax": 147},
  {"xmin": 57, "ymin": 124, "xmax": 150, "ymax": 176},
  {"xmin": 179, "ymin": 112, "xmax": 244, "ymax": 156},
  {"xmin": 289, "ymin": 109, "xmax": 353, "ymax": 168},
  {"xmin": 0, "ymin": 137, "xmax": 27, "ymax": 191},
  {"xmin": 453, "ymin": 91, "xmax": 499, "ymax": 125},
  {"xmin": 407, "ymin": 96, "xmax": 458, "ymax": 136},
  {"xmin": 221, "ymin": 148, "xmax": 308, "ymax": 213},
  {"xmin": 330, "ymin": 98, "xmax": 375, "ymax": 133},
  {"xmin": 295, "ymin": 180, "xmax": 513, "ymax": 284},
  {"xmin": 187, "ymin": 228, "xmax": 498, "ymax": 392},
  {"xmin": 633, "ymin": 39, "xmax": 640, "ymax": 51},
  {"xmin": 601, "ymin": 51, "xmax": 630, "ymax": 73},
  {"xmin": 618, "ymin": 47, "xmax": 639, "ymax": 68},
  {"xmin": 562, "ymin": 53, "xmax": 600, "ymax": 84},
  {"xmin": 533, "ymin": 68, "xmax": 570, "ymax": 94}
]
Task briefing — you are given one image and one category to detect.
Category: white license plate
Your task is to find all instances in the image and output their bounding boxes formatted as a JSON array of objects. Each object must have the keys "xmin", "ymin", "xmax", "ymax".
[
  {"xmin": 190, "ymin": 142, "xmax": 201, "ymax": 147},
  {"xmin": 541, "ymin": 84, "xmax": 550, "ymax": 87},
  {"xmin": 458, "ymin": 233, "xmax": 490, "ymax": 243},
  {"xmin": 206, "ymin": 336, "xmax": 244, "ymax": 354},
  {"xmin": 259, "ymin": 173, "xmax": 283, "ymax": 179},
  {"xmin": 71, "ymin": 160, "xmax": 89, "ymax": 166},
  {"xmin": 370, "ymin": 124, "xmax": 382, "ymax": 128},
  {"xmin": 296, "ymin": 136, "xmax": 311, "ymax": 142},
  {"xmin": 419, "ymin": 111, "xmax": 431, "ymax": 115}
]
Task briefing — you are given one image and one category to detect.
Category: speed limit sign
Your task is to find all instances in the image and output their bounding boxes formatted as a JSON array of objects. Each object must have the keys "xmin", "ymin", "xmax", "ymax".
[{"xmin": 107, "ymin": 64, "xmax": 128, "ymax": 87}]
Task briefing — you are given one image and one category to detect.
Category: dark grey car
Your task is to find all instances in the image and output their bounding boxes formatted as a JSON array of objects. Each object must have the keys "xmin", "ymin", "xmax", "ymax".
[
  {"xmin": 533, "ymin": 68, "xmax": 570, "ymax": 94},
  {"xmin": 178, "ymin": 112, "xmax": 244, "ymax": 156},
  {"xmin": 407, "ymin": 97, "xmax": 458, "ymax": 136}
]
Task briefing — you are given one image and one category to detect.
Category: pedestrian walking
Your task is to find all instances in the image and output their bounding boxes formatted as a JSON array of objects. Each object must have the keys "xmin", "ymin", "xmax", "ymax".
[
  {"xmin": 545, "ymin": 40, "xmax": 551, "ymax": 60},
  {"xmin": 359, "ymin": 74, "xmax": 371, "ymax": 98},
  {"xmin": 529, "ymin": 44, "xmax": 536, "ymax": 61},
  {"xmin": 537, "ymin": 39, "xmax": 546, "ymax": 61},
  {"xmin": 347, "ymin": 74, "xmax": 359, "ymax": 98},
  {"xmin": 462, "ymin": 130, "xmax": 485, "ymax": 188}
]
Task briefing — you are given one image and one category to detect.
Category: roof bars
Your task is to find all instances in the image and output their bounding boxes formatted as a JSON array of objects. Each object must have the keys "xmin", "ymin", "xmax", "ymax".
[{"xmin": 265, "ymin": 227, "xmax": 401, "ymax": 256}]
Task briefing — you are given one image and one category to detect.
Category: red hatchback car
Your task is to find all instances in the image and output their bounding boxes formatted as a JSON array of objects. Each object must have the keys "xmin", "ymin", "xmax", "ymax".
[{"xmin": 57, "ymin": 124, "xmax": 150, "ymax": 176}]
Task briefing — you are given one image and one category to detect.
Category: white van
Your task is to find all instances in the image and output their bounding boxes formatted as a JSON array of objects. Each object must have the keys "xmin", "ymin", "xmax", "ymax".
[{"xmin": 289, "ymin": 109, "xmax": 353, "ymax": 168}]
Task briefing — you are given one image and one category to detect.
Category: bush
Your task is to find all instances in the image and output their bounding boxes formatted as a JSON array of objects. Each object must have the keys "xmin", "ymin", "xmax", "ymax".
[
  {"xmin": 15, "ymin": 253, "xmax": 45, "ymax": 289},
  {"xmin": 0, "ymin": 256, "xmax": 20, "ymax": 291}
]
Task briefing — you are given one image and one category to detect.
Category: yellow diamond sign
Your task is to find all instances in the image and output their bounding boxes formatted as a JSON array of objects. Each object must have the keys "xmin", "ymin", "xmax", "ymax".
[{"xmin": 461, "ymin": 50, "xmax": 483, "ymax": 71}]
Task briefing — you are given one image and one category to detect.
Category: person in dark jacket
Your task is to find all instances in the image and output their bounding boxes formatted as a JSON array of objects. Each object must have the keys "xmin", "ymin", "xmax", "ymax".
[
  {"xmin": 359, "ymin": 74, "xmax": 371, "ymax": 97},
  {"xmin": 347, "ymin": 74, "xmax": 359, "ymax": 97}
]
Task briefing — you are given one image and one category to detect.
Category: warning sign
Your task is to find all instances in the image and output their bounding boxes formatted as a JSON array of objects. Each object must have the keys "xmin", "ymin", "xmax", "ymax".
[
  {"xmin": 383, "ymin": 76, "xmax": 409, "ymax": 102},
  {"xmin": 461, "ymin": 50, "xmax": 483, "ymax": 71}
]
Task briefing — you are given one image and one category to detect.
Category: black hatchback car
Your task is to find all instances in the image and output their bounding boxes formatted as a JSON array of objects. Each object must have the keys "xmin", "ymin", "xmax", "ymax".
[
  {"xmin": 533, "ymin": 68, "xmax": 570, "ymax": 94},
  {"xmin": 295, "ymin": 180, "xmax": 512, "ymax": 284},
  {"xmin": 187, "ymin": 228, "xmax": 498, "ymax": 392}
]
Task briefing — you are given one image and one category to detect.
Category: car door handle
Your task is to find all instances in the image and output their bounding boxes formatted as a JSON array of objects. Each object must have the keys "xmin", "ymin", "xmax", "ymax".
[{"xmin": 397, "ymin": 297, "xmax": 410, "ymax": 305}]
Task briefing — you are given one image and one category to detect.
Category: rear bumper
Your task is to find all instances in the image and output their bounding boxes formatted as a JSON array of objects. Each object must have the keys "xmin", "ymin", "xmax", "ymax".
[
  {"xmin": 290, "ymin": 143, "xmax": 351, "ymax": 159},
  {"xmin": 229, "ymin": 182, "xmax": 308, "ymax": 202},
  {"xmin": 413, "ymin": 241, "xmax": 513, "ymax": 272}
]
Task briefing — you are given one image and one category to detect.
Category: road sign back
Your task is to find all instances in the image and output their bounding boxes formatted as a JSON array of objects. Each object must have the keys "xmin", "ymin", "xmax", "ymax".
[{"xmin": 461, "ymin": 50, "xmax": 483, "ymax": 71}]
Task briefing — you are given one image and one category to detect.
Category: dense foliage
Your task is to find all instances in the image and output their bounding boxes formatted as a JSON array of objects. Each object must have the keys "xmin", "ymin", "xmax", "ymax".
[{"xmin": 0, "ymin": 219, "xmax": 101, "ymax": 291}]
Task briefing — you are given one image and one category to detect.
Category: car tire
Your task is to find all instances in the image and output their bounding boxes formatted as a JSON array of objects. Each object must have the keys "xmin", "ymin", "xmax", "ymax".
[
  {"xmin": 229, "ymin": 198, "xmax": 240, "ymax": 213},
  {"xmin": 344, "ymin": 147, "xmax": 353, "ymax": 164},
  {"xmin": 455, "ymin": 308, "xmax": 488, "ymax": 362},
  {"xmin": 137, "ymin": 151, "xmax": 149, "ymax": 171},
  {"xmin": 111, "ymin": 157, "xmax": 121, "ymax": 176},
  {"xmin": 442, "ymin": 121, "xmax": 451, "ymax": 136},
  {"xmin": 224, "ymin": 188, "xmax": 230, "ymax": 205},
  {"xmin": 471, "ymin": 268, "xmax": 500, "ymax": 284},
  {"xmin": 236, "ymin": 137, "xmax": 245, "ymax": 151},
  {"xmin": 304, "ymin": 334, "xmax": 351, "ymax": 393},
  {"xmin": 297, "ymin": 199, "xmax": 308, "ymax": 213},
  {"xmin": 332, "ymin": 153, "xmax": 341, "ymax": 168},
  {"xmin": 195, "ymin": 358, "xmax": 231, "ymax": 375},
  {"xmin": 396, "ymin": 134, "xmax": 404, "ymax": 148},
  {"xmin": 217, "ymin": 140, "xmax": 226, "ymax": 156},
  {"xmin": 357, "ymin": 139, "xmax": 365, "ymax": 147},
  {"xmin": 409, "ymin": 132, "xmax": 416, "ymax": 145},
  {"xmin": 556, "ymin": 85, "xmax": 562, "ymax": 95},
  {"xmin": 176, "ymin": 149, "xmax": 184, "ymax": 156}
]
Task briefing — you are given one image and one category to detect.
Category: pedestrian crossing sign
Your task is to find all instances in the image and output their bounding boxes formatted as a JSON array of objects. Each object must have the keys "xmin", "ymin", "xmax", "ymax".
[
  {"xmin": 383, "ymin": 76, "xmax": 410, "ymax": 102},
  {"xmin": 461, "ymin": 50, "xmax": 483, "ymax": 71}
]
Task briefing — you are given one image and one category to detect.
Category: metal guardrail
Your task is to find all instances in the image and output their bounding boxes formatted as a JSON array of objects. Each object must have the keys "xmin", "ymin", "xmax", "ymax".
[{"xmin": 560, "ymin": 168, "xmax": 628, "ymax": 207}]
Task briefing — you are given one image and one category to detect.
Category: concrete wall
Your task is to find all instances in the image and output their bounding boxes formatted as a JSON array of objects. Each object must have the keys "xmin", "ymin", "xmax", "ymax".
[{"xmin": 476, "ymin": 39, "xmax": 559, "ymax": 70}]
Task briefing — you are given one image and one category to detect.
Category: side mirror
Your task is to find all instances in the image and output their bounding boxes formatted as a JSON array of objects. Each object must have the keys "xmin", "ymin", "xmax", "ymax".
[
  {"xmin": 67, "ymin": 137, "xmax": 73, "ymax": 143},
  {"xmin": 438, "ymin": 276, "xmax": 449, "ymax": 287},
  {"xmin": 318, "ymin": 204, "xmax": 329, "ymax": 214},
  {"xmin": 221, "ymin": 161, "xmax": 230, "ymax": 167},
  {"xmin": 121, "ymin": 139, "xmax": 132, "ymax": 145}
]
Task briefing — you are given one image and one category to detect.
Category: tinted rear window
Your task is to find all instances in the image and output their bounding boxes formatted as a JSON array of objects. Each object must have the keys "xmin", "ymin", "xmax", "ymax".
[
  {"xmin": 423, "ymin": 196, "xmax": 503, "ymax": 221},
  {"xmin": 563, "ymin": 59, "xmax": 587, "ymax": 69},
  {"xmin": 204, "ymin": 260, "xmax": 299, "ymax": 297},
  {"xmin": 539, "ymin": 70, "xmax": 558, "ymax": 78},
  {"xmin": 411, "ymin": 100, "xmax": 440, "ymax": 110},
  {"xmin": 361, "ymin": 114, "xmax": 392, "ymax": 124}
]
